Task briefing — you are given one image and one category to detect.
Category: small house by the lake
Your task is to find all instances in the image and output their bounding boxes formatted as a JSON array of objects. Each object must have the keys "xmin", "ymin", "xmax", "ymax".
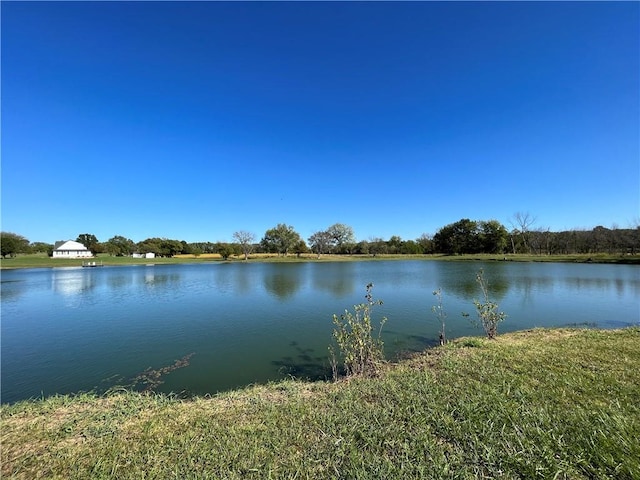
[{"xmin": 52, "ymin": 240, "xmax": 93, "ymax": 259}]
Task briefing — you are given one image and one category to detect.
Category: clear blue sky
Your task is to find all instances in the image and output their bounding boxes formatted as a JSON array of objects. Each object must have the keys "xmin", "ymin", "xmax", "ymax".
[{"xmin": 2, "ymin": 1, "xmax": 638, "ymax": 244}]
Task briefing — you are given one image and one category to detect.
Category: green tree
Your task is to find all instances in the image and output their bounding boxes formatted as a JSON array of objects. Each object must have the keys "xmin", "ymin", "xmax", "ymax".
[
  {"xmin": 105, "ymin": 236, "xmax": 136, "ymax": 256},
  {"xmin": 387, "ymin": 235, "xmax": 403, "ymax": 254},
  {"xmin": 260, "ymin": 224, "xmax": 302, "ymax": 256},
  {"xmin": 327, "ymin": 223, "xmax": 355, "ymax": 253},
  {"xmin": 308, "ymin": 230, "xmax": 333, "ymax": 258},
  {"xmin": 218, "ymin": 244, "xmax": 234, "ymax": 260},
  {"xmin": 479, "ymin": 220, "xmax": 509, "ymax": 254},
  {"xmin": 433, "ymin": 219, "xmax": 479, "ymax": 254},
  {"xmin": 1, "ymin": 232, "xmax": 29, "ymax": 258},
  {"xmin": 29, "ymin": 242, "xmax": 54, "ymax": 255},
  {"xmin": 76, "ymin": 233, "xmax": 100, "ymax": 254},
  {"xmin": 417, "ymin": 233, "xmax": 434, "ymax": 254},
  {"xmin": 294, "ymin": 239, "xmax": 309, "ymax": 257}
]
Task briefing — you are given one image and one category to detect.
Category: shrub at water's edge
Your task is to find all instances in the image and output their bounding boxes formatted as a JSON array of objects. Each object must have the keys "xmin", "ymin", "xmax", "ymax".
[{"xmin": 2, "ymin": 327, "xmax": 639, "ymax": 479}]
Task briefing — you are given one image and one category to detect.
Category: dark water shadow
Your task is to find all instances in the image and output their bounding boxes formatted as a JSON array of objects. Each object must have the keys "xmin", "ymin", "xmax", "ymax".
[{"xmin": 272, "ymin": 342, "xmax": 332, "ymax": 381}]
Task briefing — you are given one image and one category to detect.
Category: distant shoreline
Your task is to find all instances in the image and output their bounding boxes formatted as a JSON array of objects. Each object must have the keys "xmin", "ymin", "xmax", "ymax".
[{"xmin": 2, "ymin": 252, "xmax": 638, "ymax": 270}]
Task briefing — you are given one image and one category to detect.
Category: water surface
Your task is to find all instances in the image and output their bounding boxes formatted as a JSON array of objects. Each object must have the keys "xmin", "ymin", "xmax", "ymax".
[{"xmin": 2, "ymin": 261, "xmax": 638, "ymax": 403}]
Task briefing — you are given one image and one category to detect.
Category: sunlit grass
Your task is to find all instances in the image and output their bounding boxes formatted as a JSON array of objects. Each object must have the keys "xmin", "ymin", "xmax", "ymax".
[{"xmin": 2, "ymin": 327, "xmax": 638, "ymax": 479}]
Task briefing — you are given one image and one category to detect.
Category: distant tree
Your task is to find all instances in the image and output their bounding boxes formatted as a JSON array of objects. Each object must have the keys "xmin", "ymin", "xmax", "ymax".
[
  {"xmin": 159, "ymin": 239, "xmax": 184, "ymax": 257},
  {"xmin": 400, "ymin": 239, "xmax": 421, "ymax": 254},
  {"xmin": 189, "ymin": 242, "xmax": 217, "ymax": 254},
  {"xmin": 260, "ymin": 224, "xmax": 302, "ymax": 256},
  {"xmin": 233, "ymin": 230, "xmax": 256, "ymax": 260},
  {"xmin": 105, "ymin": 236, "xmax": 135, "ymax": 256},
  {"xmin": 387, "ymin": 235, "xmax": 403, "ymax": 254},
  {"xmin": 29, "ymin": 241, "xmax": 54, "ymax": 255},
  {"xmin": 294, "ymin": 239, "xmax": 309, "ymax": 258},
  {"xmin": 1, "ymin": 232, "xmax": 29, "ymax": 258},
  {"xmin": 417, "ymin": 233, "xmax": 434, "ymax": 254},
  {"xmin": 135, "ymin": 237, "xmax": 184, "ymax": 257},
  {"xmin": 76, "ymin": 233, "xmax": 100, "ymax": 254},
  {"xmin": 137, "ymin": 238, "xmax": 162, "ymax": 255},
  {"xmin": 433, "ymin": 219, "xmax": 479, "ymax": 254},
  {"xmin": 368, "ymin": 238, "xmax": 388, "ymax": 256},
  {"xmin": 180, "ymin": 241, "xmax": 192, "ymax": 255},
  {"xmin": 510, "ymin": 212, "xmax": 536, "ymax": 254},
  {"xmin": 308, "ymin": 230, "xmax": 333, "ymax": 258},
  {"xmin": 218, "ymin": 244, "xmax": 234, "ymax": 260},
  {"xmin": 479, "ymin": 220, "xmax": 509, "ymax": 254},
  {"xmin": 355, "ymin": 240, "xmax": 370, "ymax": 255},
  {"xmin": 327, "ymin": 223, "xmax": 355, "ymax": 253}
]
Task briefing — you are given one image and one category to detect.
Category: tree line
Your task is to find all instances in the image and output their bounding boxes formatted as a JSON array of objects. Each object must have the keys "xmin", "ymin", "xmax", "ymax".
[{"xmin": 1, "ymin": 217, "xmax": 638, "ymax": 259}]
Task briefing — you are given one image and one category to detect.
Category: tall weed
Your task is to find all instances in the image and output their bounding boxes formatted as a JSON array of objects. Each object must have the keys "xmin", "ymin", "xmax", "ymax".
[
  {"xmin": 330, "ymin": 283, "xmax": 387, "ymax": 379},
  {"xmin": 470, "ymin": 269, "xmax": 507, "ymax": 339}
]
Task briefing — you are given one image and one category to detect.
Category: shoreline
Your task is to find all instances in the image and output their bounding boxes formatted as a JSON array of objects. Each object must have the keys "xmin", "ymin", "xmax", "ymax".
[
  {"xmin": 2, "ymin": 327, "xmax": 638, "ymax": 478},
  {"xmin": 2, "ymin": 252, "xmax": 639, "ymax": 270}
]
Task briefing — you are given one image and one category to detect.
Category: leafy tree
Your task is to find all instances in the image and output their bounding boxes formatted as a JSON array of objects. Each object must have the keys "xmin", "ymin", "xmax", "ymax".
[
  {"xmin": 218, "ymin": 244, "xmax": 234, "ymax": 260},
  {"xmin": 76, "ymin": 233, "xmax": 100, "ymax": 254},
  {"xmin": 368, "ymin": 238, "xmax": 387, "ymax": 256},
  {"xmin": 433, "ymin": 219, "xmax": 479, "ymax": 254},
  {"xmin": 479, "ymin": 220, "xmax": 509, "ymax": 254},
  {"xmin": 160, "ymin": 239, "xmax": 184, "ymax": 257},
  {"xmin": 232, "ymin": 230, "xmax": 256, "ymax": 260},
  {"xmin": 387, "ymin": 235, "xmax": 403, "ymax": 254},
  {"xmin": 294, "ymin": 239, "xmax": 309, "ymax": 257},
  {"xmin": 327, "ymin": 223, "xmax": 355, "ymax": 253},
  {"xmin": 400, "ymin": 239, "xmax": 422, "ymax": 254},
  {"xmin": 417, "ymin": 233, "xmax": 434, "ymax": 254},
  {"xmin": 260, "ymin": 224, "xmax": 302, "ymax": 256},
  {"xmin": 308, "ymin": 230, "xmax": 333, "ymax": 258},
  {"xmin": 137, "ymin": 238, "xmax": 162, "ymax": 255},
  {"xmin": 105, "ymin": 236, "xmax": 135, "ymax": 256},
  {"xmin": 29, "ymin": 242, "xmax": 54, "ymax": 255},
  {"xmin": 355, "ymin": 241, "xmax": 370, "ymax": 255},
  {"xmin": 136, "ymin": 237, "xmax": 184, "ymax": 257},
  {"xmin": 1, "ymin": 232, "xmax": 29, "ymax": 258}
]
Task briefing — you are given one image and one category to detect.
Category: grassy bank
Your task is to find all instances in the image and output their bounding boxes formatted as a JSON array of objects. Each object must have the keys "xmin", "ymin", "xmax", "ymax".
[
  {"xmin": 2, "ymin": 327, "xmax": 638, "ymax": 479},
  {"xmin": 2, "ymin": 252, "xmax": 638, "ymax": 269}
]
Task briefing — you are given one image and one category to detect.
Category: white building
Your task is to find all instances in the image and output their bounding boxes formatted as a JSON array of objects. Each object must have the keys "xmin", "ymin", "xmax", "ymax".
[
  {"xmin": 132, "ymin": 252, "xmax": 156, "ymax": 259},
  {"xmin": 52, "ymin": 240, "xmax": 93, "ymax": 258}
]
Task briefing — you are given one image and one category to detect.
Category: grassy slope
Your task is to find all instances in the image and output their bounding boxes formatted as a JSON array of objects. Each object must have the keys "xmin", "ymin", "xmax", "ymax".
[{"xmin": 2, "ymin": 328, "xmax": 639, "ymax": 479}]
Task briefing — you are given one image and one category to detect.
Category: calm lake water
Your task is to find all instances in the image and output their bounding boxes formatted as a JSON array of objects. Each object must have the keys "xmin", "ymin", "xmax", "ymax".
[{"xmin": 1, "ymin": 260, "xmax": 639, "ymax": 403}]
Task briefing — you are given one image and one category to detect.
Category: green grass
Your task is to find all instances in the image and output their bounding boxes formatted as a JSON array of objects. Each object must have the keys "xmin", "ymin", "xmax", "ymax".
[
  {"xmin": 2, "ymin": 252, "xmax": 638, "ymax": 269},
  {"xmin": 2, "ymin": 327, "xmax": 638, "ymax": 479}
]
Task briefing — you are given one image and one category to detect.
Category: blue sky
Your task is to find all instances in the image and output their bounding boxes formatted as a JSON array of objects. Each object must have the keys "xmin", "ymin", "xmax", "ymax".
[{"xmin": 2, "ymin": 1, "xmax": 638, "ymax": 244}]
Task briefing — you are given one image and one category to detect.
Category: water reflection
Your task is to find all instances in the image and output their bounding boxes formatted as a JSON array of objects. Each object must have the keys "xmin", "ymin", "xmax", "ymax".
[
  {"xmin": 107, "ymin": 274, "xmax": 133, "ymax": 289},
  {"xmin": 262, "ymin": 265, "xmax": 303, "ymax": 299},
  {"xmin": 310, "ymin": 263, "xmax": 355, "ymax": 297},
  {"xmin": 2, "ymin": 261, "xmax": 638, "ymax": 404},
  {"xmin": 51, "ymin": 269, "xmax": 97, "ymax": 295}
]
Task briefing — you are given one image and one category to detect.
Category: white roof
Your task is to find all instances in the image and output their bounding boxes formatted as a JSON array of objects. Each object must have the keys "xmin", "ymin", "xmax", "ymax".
[{"xmin": 54, "ymin": 240, "xmax": 89, "ymax": 251}]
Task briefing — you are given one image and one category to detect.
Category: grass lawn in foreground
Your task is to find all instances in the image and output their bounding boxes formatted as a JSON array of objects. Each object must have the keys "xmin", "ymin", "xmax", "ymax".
[{"xmin": 2, "ymin": 327, "xmax": 638, "ymax": 479}]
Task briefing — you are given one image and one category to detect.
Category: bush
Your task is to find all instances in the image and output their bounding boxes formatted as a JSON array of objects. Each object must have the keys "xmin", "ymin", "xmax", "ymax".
[
  {"xmin": 471, "ymin": 269, "xmax": 507, "ymax": 339},
  {"xmin": 330, "ymin": 283, "xmax": 387, "ymax": 378}
]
